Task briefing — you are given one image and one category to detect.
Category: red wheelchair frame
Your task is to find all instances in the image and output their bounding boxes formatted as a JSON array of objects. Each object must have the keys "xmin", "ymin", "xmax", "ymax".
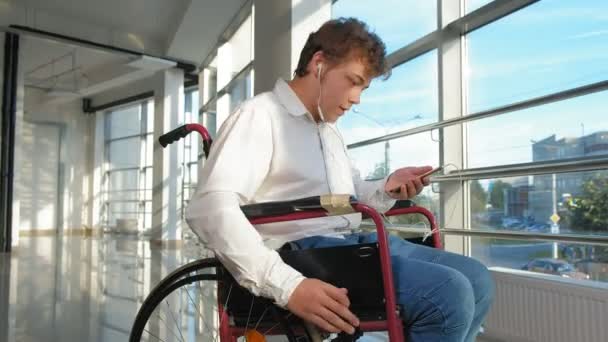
[{"xmin": 134, "ymin": 123, "xmax": 442, "ymax": 342}]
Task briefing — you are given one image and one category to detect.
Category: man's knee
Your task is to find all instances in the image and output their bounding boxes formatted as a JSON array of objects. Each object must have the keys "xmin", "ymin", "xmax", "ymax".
[
  {"xmin": 408, "ymin": 268, "xmax": 475, "ymax": 335},
  {"xmin": 439, "ymin": 270, "xmax": 476, "ymax": 334},
  {"xmin": 466, "ymin": 257, "xmax": 496, "ymax": 306}
]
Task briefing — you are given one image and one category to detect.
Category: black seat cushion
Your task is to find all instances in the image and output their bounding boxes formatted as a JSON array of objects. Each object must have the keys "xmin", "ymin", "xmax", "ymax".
[{"xmin": 220, "ymin": 243, "xmax": 387, "ymax": 326}]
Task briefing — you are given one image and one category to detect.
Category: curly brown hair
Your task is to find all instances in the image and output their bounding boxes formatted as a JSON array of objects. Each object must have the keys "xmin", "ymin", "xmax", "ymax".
[{"xmin": 294, "ymin": 17, "xmax": 390, "ymax": 80}]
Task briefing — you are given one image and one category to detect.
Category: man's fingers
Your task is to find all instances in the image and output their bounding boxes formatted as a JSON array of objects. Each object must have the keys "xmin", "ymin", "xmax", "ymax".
[
  {"xmin": 309, "ymin": 314, "xmax": 341, "ymax": 334},
  {"xmin": 323, "ymin": 284, "xmax": 359, "ymax": 328},
  {"xmin": 318, "ymin": 306, "xmax": 355, "ymax": 334},
  {"xmin": 413, "ymin": 178, "xmax": 424, "ymax": 194},
  {"xmin": 405, "ymin": 181, "xmax": 416, "ymax": 199},
  {"xmin": 325, "ymin": 298, "xmax": 360, "ymax": 328},
  {"xmin": 326, "ymin": 286, "xmax": 350, "ymax": 307},
  {"xmin": 400, "ymin": 184, "xmax": 407, "ymax": 198}
]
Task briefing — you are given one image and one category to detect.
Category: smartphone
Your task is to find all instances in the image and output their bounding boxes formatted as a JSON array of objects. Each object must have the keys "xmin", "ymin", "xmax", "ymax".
[
  {"xmin": 389, "ymin": 166, "xmax": 444, "ymax": 194},
  {"xmin": 419, "ymin": 166, "xmax": 444, "ymax": 179}
]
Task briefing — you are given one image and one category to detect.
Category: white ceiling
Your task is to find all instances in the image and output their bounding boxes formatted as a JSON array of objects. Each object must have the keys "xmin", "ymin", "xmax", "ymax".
[
  {"xmin": 8, "ymin": 0, "xmax": 248, "ymax": 64},
  {"xmin": 21, "ymin": 35, "xmax": 130, "ymax": 92},
  {"xmin": 166, "ymin": 0, "xmax": 246, "ymax": 64},
  {"xmin": 20, "ymin": 0, "xmax": 191, "ymax": 43},
  {"xmin": 3, "ymin": 0, "xmax": 248, "ymax": 101}
]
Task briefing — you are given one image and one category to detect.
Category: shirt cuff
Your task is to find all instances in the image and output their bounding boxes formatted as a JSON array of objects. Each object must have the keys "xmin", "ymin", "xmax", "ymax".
[
  {"xmin": 262, "ymin": 254, "xmax": 307, "ymax": 308},
  {"xmin": 371, "ymin": 174, "xmax": 397, "ymax": 211},
  {"xmin": 380, "ymin": 173, "xmax": 397, "ymax": 201}
]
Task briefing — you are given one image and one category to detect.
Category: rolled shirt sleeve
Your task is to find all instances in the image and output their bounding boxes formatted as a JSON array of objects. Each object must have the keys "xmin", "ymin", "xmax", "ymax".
[{"xmin": 185, "ymin": 101, "xmax": 305, "ymax": 307}]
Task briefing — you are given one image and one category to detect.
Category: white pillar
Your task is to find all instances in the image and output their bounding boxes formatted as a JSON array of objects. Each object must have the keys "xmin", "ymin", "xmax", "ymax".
[
  {"xmin": 151, "ymin": 68, "xmax": 185, "ymax": 246},
  {"xmin": 253, "ymin": 0, "xmax": 331, "ymax": 95},
  {"xmin": 290, "ymin": 0, "xmax": 331, "ymax": 77}
]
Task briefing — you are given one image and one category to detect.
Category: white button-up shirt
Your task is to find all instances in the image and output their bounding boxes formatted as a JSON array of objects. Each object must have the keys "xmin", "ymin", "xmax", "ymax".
[{"xmin": 185, "ymin": 79, "xmax": 395, "ymax": 308}]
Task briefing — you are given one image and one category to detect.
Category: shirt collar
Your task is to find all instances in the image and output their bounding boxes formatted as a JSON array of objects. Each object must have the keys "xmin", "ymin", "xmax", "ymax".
[{"xmin": 273, "ymin": 78, "xmax": 310, "ymax": 117}]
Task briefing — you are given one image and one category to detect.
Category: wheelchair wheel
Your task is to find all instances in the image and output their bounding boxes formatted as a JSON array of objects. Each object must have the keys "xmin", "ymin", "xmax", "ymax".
[
  {"xmin": 129, "ymin": 258, "xmax": 309, "ymax": 342},
  {"xmin": 129, "ymin": 258, "xmax": 231, "ymax": 342}
]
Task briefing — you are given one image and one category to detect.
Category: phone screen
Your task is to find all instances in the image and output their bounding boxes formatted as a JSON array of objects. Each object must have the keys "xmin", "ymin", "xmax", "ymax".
[{"xmin": 389, "ymin": 166, "xmax": 443, "ymax": 194}]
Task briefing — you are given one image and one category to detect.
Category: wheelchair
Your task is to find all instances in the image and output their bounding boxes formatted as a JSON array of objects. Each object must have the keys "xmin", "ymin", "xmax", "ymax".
[{"xmin": 129, "ymin": 124, "xmax": 442, "ymax": 342}]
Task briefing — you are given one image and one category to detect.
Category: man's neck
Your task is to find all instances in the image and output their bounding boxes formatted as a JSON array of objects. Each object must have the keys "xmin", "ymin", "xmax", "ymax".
[{"xmin": 288, "ymin": 77, "xmax": 321, "ymax": 123}]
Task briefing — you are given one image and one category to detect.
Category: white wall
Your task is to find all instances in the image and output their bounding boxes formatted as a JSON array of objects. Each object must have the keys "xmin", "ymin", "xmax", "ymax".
[{"xmin": 15, "ymin": 86, "xmax": 94, "ymax": 235}]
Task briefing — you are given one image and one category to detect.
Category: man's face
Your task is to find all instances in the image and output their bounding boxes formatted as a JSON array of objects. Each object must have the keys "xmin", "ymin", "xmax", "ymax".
[{"xmin": 318, "ymin": 59, "xmax": 371, "ymax": 123}]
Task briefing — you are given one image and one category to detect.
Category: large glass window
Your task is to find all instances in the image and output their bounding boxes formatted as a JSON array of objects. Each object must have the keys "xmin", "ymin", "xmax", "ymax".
[
  {"xmin": 202, "ymin": 55, "xmax": 217, "ymax": 104},
  {"xmin": 470, "ymin": 170, "xmax": 608, "ymax": 236},
  {"xmin": 338, "ymin": 51, "xmax": 438, "ymax": 145},
  {"xmin": 466, "ymin": 0, "xmax": 608, "ymax": 113},
  {"xmin": 332, "ymin": 2, "xmax": 441, "ymax": 231},
  {"xmin": 333, "ymin": 0, "xmax": 608, "ymax": 288},
  {"xmin": 332, "ymin": 0, "xmax": 437, "ymax": 53},
  {"xmin": 467, "ymin": 90, "xmax": 608, "ymax": 168},
  {"xmin": 203, "ymin": 6, "xmax": 254, "ymax": 132},
  {"xmin": 201, "ymin": 99, "xmax": 217, "ymax": 139},
  {"xmin": 467, "ymin": 169, "xmax": 608, "ymax": 283},
  {"xmin": 463, "ymin": 0, "xmax": 608, "ymax": 287},
  {"xmin": 103, "ymin": 100, "xmax": 154, "ymax": 231},
  {"xmin": 217, "ymin": 14, "xmax": 253, "ymax": 90},
  {"xmin": 350, "ymin": 132, "xmax": 441, "ymax": 225},
  {"xmin": 471, "ymin": 237, "xmax": 606, "ymax": 283},
  {"xmin": 349, "ymin": 132, "xmax": 439, "ymax": 181}
]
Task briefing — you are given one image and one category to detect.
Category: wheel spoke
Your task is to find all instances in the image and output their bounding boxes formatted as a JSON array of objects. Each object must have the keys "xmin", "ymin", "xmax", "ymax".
[{"xmin": 164, "ymin": 299, "xmax": 186, "ymax": 342}]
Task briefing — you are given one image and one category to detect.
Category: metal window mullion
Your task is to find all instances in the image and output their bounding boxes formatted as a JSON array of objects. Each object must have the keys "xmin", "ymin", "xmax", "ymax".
[
  {"xmin": 387, "ymin": 30, "xmax": 439, "ymax": 68},
  {"xmin": 359, "ymin": 222, "xmax": 608, "ymax": 246},
  {"xmin": 105, "ymin": 166, "xmax": 139, "ymax": 173},
  {"xmin": 449, "ymin": 0, "xmax": 540, "ymax": 36},
  {"xmin": 200, "ymin": 0, "xmax": 253, "ymax": 69},
  {"xmin": 106, "ymin": 200, "xmax": 141, "ymax": 204},
  {"xmin": 440, "ymin": 228, "xmax": 608, "ymax": 247},
  {"xmin": 372, "ymin": 0, "xmax": 539, "ymax": 73},
  {"xmin": 438, "ymin": 0, "xmax": 467, "ymax": 255},
  {"xmin": 434, "ymin": 155, "xmax": 608, "ymax": 182},
  {"xmin": 202, "ymin": 96, "xmax": 218, "ymax": 113},
  {"xmin": 104, "ymin": 133, "xmax": 146, "ymax": 144},
  {"xmin": 202, "ymin": 62, "xmax": 253, "ymax": 112},
  {"xmin": 219, "ymin": 0, "xmax": 253, "ymax": 45},
  {"xmin": 103, "ymin": 188, "xmax": 144, "ymax": 193}
]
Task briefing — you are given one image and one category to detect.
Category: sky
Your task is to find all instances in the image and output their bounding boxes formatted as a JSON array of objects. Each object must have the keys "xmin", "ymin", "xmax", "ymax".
[{"xmin": 332, "ymin": 0, "xmax": 608, "ymax": 178}]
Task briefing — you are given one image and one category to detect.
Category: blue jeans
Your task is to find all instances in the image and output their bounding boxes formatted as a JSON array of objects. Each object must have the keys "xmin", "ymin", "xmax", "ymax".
[{"xmin": 291, "ymin": 233, "xmax": 495, "ymax": 342}]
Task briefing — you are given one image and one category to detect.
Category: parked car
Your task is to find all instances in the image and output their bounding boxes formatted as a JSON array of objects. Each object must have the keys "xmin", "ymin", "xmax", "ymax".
[
  {"xmin": 527, "ymin": 223, "xmax": 550, "ymax": 232},
  {"xmin": 521, "ymin": 258, "xmax": 590, "ymax": 280}
]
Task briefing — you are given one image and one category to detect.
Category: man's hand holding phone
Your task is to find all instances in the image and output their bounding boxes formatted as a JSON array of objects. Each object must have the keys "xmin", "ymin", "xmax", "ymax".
[{"xmin": 385, "ymin": 166, "xmax": 443, "ymax": 200}]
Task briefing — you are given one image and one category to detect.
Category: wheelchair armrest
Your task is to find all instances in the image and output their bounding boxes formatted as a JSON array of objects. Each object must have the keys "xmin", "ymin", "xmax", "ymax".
[{"xmin": 240, "ymin": 195, "xmax": 358, "ymax": 219}]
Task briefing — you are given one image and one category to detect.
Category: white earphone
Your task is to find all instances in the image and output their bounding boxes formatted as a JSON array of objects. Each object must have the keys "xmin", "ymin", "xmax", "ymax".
[{"xmin": 316, "ymin": 63, "xmax": 326, "ymax": 122}]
